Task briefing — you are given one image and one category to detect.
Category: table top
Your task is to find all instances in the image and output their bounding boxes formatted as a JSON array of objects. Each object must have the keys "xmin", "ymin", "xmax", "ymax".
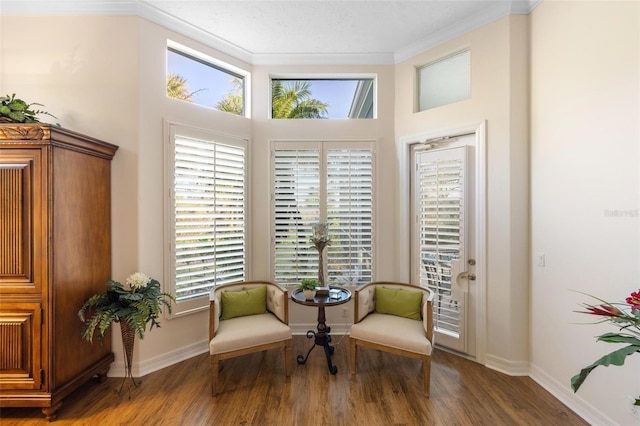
[{"xmin": 291, "ymin": 286, "xmax": 352, "ymax": 307}]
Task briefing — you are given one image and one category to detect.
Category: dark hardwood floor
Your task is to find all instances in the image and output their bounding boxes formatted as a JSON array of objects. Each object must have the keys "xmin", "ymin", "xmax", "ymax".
[{"xmin": 1, "ymin": 335, "xmax": 587, "ymax": 425}]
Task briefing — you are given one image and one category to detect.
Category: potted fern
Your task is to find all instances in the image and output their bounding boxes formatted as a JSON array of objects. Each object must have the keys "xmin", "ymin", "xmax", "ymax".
[
  {"xmin": 78, "ymin": 272, "xmax": 174, "ymax": 388},
  {"xmin": 0, "ymin": 93, "xmax": 56, "ymax": 123}
]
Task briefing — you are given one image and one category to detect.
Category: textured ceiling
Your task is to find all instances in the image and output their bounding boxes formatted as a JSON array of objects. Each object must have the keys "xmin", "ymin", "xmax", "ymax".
[
  {"xmin": 2, "ymin": 0, "xmax": 539, "ymax": 63},
  {"xmin": 139, "ymin": 0, "xmax": 538, "ymax": 62},
  {"xmin": 145, "ymin": 1, "xmax": 491, "ymax": 54}
]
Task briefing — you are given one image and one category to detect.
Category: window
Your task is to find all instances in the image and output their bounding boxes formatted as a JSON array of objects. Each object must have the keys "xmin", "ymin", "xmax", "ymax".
[
  {"xmin": 271, "ymin": 77, "xmax": 375, "ymax": 119},
  {"xmin": 167, "ymin": 41, "xmax": 249, "ymax": 117},
  {"xmin": 417, "ymin": 50, "xmax": 470, "ymax": 111},
  {"xmin": 272, "ymin": 141, "xmax": 374, "ymax": 286},
  {"xmin": 166, "ymin": 125, "xmax": 247, "ymax": 314}
]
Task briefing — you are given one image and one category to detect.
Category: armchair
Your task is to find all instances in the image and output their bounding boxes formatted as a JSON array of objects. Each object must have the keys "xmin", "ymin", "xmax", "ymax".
[
  {"xmin": 349, "ymin": 281, "xmax": 434, "ymax": 395},
  {"xmin": 209, "ymin": 280, "xmax": 293, "ymax": 395}
]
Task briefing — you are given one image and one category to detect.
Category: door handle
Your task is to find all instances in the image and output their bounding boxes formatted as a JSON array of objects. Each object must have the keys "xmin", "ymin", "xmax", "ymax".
[{"xmin": 459, "ymin": 272, "xmax": 476, "ymax": 281}]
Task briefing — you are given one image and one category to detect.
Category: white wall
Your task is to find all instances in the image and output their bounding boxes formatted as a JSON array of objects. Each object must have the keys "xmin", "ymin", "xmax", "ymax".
[
  {"xmin": 134, "ymin": 19, "xmax": 254, "ymax": 371},
  {"xmin": 394, "ymin": 15, "xmax": 531, "ymax": 370},
  {"xmin": 529, "ymin": 1, "xmax": 640, "ymax": 424},
  {"xmin": 0, "ymin": 15, "xmax": 145, "ymax": 371}
]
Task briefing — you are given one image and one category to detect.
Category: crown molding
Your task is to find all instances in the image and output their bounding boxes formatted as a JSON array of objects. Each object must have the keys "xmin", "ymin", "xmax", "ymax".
[
  {"xmin": 394, "ymin": 0, "xmax": 542, "ymax": 64},
  {"xmin": 136, "ymin": 1, "xmax": 254, "ymax": 64},
  {"xmin": 1, "ymin": 0, "xmax": 542, "ymax": 66},
  {"xmin": 0, "ymin": 0, "xmax": 138, "ymax": 15},
  {"xmin": 252, "ymin": 52, "xmax": 396, "ymax": 66}
]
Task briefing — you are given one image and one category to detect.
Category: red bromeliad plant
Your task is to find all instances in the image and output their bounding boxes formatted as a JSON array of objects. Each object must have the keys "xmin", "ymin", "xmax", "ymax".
[{"xmin": 572, "ymin": 290, "xmax": 640, "ymax": 405}]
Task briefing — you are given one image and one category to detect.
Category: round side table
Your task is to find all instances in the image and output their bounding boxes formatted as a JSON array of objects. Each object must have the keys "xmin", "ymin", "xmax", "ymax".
[{"xmin": 291, "ymin": 286, "xmax": 351, "ymax": 374}]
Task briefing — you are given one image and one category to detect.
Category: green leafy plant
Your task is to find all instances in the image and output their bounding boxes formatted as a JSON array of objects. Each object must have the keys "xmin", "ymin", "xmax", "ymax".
[
  {"xmin": 78, "ymin": 272, "xmax": 174, "ymax": 343},
  {"xmin": 299, "ymin": 278, "xmax": 320, "ymax": 291},
  {"xmin": 571, "ymin": 290, "xmax": 640, "ymax": 405},
  {"xmin": 0, "ymin": 93, "xmax": 56, "ymax": 123}
]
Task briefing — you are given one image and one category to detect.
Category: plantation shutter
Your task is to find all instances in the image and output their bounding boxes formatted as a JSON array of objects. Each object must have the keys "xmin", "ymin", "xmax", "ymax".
[
  {"xmin": 273, "ymin": 147, "xmax": 321, "ymax": 285},
  {"xmin": 272, "ymin": 141, "xmax": 374, "ymax": 286},
  {"xmin": 173, "ymin": 134, "xmax": 246, "ymax": 302},
  {"xmin": 418, "ymin": 147, "xmax": 466, "ymax": 335},
  {"xmin": 326, "ymin": 149, "xmax": 373, "ymax": 285}
]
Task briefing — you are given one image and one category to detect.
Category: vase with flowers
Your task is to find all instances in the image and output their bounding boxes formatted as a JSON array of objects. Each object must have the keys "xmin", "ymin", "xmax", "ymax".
[
  {"xmin": 311, "ymin": 222, "xmax": 331, "ymax": 290},
  {"xmin": 78, "ymin": 272, "xmax": 174, "ymax": 393},
  {"xmin": 571, "ymin": 289, "xmax": 640, "ymax": 405}
]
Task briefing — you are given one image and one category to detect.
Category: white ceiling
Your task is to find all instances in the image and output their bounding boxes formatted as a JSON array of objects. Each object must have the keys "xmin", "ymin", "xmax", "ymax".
[{"xmin": 2, "ymin": 0, "xmax": 540, "ymax": 64}]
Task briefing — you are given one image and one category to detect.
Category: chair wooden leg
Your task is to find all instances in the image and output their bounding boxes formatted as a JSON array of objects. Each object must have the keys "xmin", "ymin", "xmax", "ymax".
[
  {"xmin": 422, "ymin": 355, "xmax": 431, "ymax": 397},
  {"xmin": 349, "ymin": 337, "xmax": 356, "ymax": 375},
  {"xmin": 284, "ymin": 339, "xmax": 293, "ymax": 377},
  {"xmin": 211, "ymin": 354, "xmax": 220, "ymax": 396}
]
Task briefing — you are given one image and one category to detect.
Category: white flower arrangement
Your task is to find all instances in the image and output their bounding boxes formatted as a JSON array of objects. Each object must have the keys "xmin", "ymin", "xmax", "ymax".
[{"xmin": 126, "ymin": 272, "xmax": 151, "ymax": 290}]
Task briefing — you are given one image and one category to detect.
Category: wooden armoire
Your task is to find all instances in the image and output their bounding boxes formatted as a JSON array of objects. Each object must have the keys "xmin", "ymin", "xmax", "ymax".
[{"xmin": 0, "ymin": 123, "xmax": 118, "ymax": 420}]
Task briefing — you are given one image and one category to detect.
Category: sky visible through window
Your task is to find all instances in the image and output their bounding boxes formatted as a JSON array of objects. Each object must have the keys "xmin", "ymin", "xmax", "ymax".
[
  {"xmin": 168, "ymin": 49, "xmax": 237, "ymax": 110},
  {"xmin": 168, "ymin": 49, "xmax": 363, "ymax": 118},
  {"xmin": 304, "ymin": 80, "xmax": 358, "ymax": 118}
]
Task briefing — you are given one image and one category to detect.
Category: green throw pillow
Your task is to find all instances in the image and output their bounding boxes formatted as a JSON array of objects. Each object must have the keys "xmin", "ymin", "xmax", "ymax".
[
  {"xmin": 221, "ymin": 285, "xmax": 267, "ymax": 320},
  {"xmin": 375, "ymin": 286, "xmax": 422, "ymax": 320}
]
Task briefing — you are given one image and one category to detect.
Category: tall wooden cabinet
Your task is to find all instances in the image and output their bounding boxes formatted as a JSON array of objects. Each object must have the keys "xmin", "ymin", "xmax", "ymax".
[{"xmin": 0, "ymin": 124, "xmax": 118, "ymax": 420}]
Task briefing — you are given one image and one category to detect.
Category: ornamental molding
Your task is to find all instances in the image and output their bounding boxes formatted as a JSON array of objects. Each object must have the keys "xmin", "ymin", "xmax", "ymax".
[{"xmin": 0, "ymin": 124, "xmax": 50, "ymax": 141}]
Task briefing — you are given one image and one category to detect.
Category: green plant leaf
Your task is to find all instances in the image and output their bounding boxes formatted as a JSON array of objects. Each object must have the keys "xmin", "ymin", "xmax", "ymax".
[
  {"xmin": 9, "ymin": 99, "xmax": 27, "ymax": 111},
  {"xmin": 597, "ymin": 333, "xmax": 640, "ymax": 346},
  {"xmin": 8, "ymin": 111, "xmax": 25, "ymax": 121},
  {"xmin": 571, "ymin": 344, "xmax": 640, "ymax": 392}
]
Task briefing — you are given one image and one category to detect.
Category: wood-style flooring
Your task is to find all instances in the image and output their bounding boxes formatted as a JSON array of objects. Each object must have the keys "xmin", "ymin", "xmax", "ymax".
[{"xmin": 1, "ymin": 335, "xmax": 587, "ymax": 425}]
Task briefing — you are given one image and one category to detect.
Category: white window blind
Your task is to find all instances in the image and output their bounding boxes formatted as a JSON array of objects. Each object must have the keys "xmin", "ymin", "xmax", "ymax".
[
  {"xmin": 169, "ymin": 127, "xmax": 246, "ymax": 311},
  {"xmin": 327, "ymin": 149, "xmax": 373, "ymax": 284},
  {"xmin": 273, "ymin": 148, "xmax": 320, "ymax": 284},
  {"xmin": 272, "ymin": 142, "xmax": 374, "ymax": 286},
  {"xmin": 418, "ymin": 149, "xmax": 465, "ymax": 335}
]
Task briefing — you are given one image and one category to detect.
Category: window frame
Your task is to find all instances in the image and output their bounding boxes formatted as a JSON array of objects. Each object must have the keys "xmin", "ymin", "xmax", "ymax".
[
  {"xmin": 269, "ymin": 74, "xmax": 378, "ymax": 120},
  {"xmin": 270, "ymin": 140, "xmax": 376, "ymax": 287},
  {"xmin": 164, "ymin": 122, "xmax": 250, "ymax": 316},
  {"xmin": 417, "ymin": 49, "xmax": 471, "ymax": 112},
  {"xmin": 167, "ymin": 40, "xmax": 252, "ymax": 118}
]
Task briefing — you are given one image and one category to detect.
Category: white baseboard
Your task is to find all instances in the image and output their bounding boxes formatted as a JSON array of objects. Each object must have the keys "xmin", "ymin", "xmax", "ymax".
[
  {"xmin": 108, "ymin": 339, "xmax": 209, "ymax": 378},
  {"xmin": 529, "ymin": 363, "xmax": 614, "ymax": 426},
  {"xmin": 290, "ymin": 322, "xmax": 351, "ymax": 336},
  {"xmin": 485, "ymin": 353, "xmax": 530, "ymax": 376},
  {"xmin": 107, "ymin": 325, "xmax": 353, "ymax": 378}
]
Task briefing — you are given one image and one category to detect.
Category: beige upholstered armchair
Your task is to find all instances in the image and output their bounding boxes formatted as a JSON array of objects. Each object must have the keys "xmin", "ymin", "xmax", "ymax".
[
  {"xmin": 349, "ymin": 281, "xmax": 434, "ymax": 395},
  {"xmin": 209, "ymin": 280, "xmax": 293, "ymax": 395}
]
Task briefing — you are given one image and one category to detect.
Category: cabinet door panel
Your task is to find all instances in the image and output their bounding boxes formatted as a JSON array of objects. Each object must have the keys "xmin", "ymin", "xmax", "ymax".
[
  {"xmin": 0, "ymin": 303, "xmax": 42, "ymax": 390},
  {"xmin": 0, "ymin": 149, "xmax": 46, "ymax": 293}
]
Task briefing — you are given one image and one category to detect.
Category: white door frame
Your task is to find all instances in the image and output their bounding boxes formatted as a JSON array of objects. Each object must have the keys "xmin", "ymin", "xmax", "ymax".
[{"xmin": 398, "ymin": 121, "xmax": 486, "ymax": 364}]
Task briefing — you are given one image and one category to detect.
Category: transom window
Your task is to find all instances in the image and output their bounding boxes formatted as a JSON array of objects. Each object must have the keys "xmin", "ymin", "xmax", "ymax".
[
  {"xmin": 271, "ymin": 77, "xmax": 376, "ymax": 119},
  {"xmin": 272, "ymin": 141, "xmax": 375, "ymax": 286},
  {"xmin": 167, "ymin": 41, "xmax": 249, "ymax": 117},
  {"xmin": 417, "ymin": 50, "xmax": 471, "ymax": 111}
]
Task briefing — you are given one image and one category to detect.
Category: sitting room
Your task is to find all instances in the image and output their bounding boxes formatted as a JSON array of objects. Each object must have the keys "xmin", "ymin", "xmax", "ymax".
[{"xmin": 0, "ymin": 0, "xmax": 638, "ymax": 424}]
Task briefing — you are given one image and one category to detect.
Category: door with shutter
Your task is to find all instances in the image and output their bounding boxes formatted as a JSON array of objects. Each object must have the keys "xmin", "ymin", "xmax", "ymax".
[{"xmin": 412, "ymin": 138, "xmax": 476, "ymax": 355}]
